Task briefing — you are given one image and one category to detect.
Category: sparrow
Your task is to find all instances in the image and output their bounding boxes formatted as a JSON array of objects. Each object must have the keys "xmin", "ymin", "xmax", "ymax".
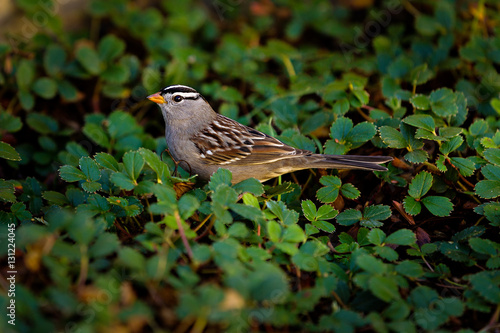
[{"xmin": 148, "ymin": 85, "xmax": 392, "ymax": 183}]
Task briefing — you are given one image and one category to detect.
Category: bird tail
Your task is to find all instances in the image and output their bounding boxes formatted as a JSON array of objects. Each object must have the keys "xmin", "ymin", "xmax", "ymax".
[{"xmin": 310, "ymin": 154, "xmax": 393, "ymax": 171}]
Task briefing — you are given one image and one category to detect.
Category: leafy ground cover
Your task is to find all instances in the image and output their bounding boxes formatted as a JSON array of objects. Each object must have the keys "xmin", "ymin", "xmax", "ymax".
[{"xmin": 1, "ymin": 0, "xmax": 500, "ymax": 332}]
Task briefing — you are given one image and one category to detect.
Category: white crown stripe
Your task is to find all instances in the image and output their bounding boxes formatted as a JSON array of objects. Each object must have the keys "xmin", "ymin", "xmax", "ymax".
[{"xmin": 175, "ymin": 92, "xmax": 199, "ymax": 99}]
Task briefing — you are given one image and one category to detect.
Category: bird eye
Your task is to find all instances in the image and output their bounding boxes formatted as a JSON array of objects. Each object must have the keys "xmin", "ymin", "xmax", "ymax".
[{"xmin": 173, "ymin": 95, "xmax": 183, "ymax": 102}]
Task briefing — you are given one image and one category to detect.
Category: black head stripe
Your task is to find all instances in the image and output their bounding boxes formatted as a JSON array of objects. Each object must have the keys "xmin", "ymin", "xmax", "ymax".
[{"xmin": 161, "ymin": 85, "xmax": 198, "ymax": 94}]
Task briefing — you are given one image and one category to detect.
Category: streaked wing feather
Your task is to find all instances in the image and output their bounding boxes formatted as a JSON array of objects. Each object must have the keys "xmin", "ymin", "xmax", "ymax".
[{"xmin": 191, "ymin": 115, "xmax": 301, "ymax": 165}]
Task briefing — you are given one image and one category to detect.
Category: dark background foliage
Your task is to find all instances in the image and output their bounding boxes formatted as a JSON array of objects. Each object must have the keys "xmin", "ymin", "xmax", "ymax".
[{"xmin": 1, "ymin": 0, "xmax": 500, "ymax": 332}]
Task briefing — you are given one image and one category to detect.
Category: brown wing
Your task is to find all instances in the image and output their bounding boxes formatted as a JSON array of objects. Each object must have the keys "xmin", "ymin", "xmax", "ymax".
[{"xmin": 191, "ymin": 115, "xmax": 307, "ymax": 166}]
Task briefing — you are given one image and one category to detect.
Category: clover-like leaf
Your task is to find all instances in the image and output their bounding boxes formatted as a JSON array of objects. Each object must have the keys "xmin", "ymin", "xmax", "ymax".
[
  {"xmin": 385, "ymin": 229, "xmax": 416, "ymax": 245},
  {"xmin": 379, "ymin": 126, "xmax": 407, "ymax": 149},
  {"xmin": 316, "ymin": 175, "xmax": 342, "ymax": 203},
  {"xmin": 0, "ymin": 142, "xmax": 21, "ymax": 161},
  {"xmin": 336, "ymin": 209, "xmax": 362, "ymax": 226},
  {"xmin": 429, "ymin": 88, "xmax": 458, "ymax": 117},
  {"xmin": 123, "ymin": 151, "xmax": 144, "ymax": 182},
  {"xmin": 449, "ymin": 157, "xmax": 475, "ymax": 177},
  {"xmin": 361, "ymin": 205, "xmax": 392, "ymax": 228},
  {"xmin": 484, "ymin": 148, "xmax": 500, "ymax": 166},
  {"xmin": 410, "ymin": 94, "xmax": 430, "ymax": 110},
  {"xmin": 475, "ymin": 180, "xmax": 500, "ymax": 199},
  {"xmin": 403, "ymin": 114, "xmax": 435, "ymax": 132},
  {"xmin": 76, "ymin": 46, "xmax": 102, "ymax": 75},
  {"xmin": 59, "ymin": 165, "xmax": 86, "ymax": 182},
  {"xmin": 340, "ymin": 183, "xmax": 360, "ymax": 200},
  {"xmin": 421, "ymin": 196, "xmax": 453, "ymax": 217},
  {"xmin": 79, "ymin": 157, "xmax": 101, "ymax": 182},
  {"xmin": 441, "ymin": 136, "xmax": 464, "ymax": 155},
  {"xmin": 408, "ymin": 171, "xmax": 433, "ymax": 199},
  {"xmin": 95, "ymin": 152, "xmax": 119, "ymax": 172}
]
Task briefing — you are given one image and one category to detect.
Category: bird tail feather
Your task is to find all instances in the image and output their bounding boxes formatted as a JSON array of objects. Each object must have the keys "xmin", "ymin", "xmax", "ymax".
[{"xmin": 311, "ymin": 154, "xmax": 393, "ymax": 171}]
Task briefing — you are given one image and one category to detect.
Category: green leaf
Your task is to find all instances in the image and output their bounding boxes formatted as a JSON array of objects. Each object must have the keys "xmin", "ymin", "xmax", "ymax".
[
  {"xmin": 18, "ymin": 90, "xmax": 34, "ymax": 110},
  {"xmin": 368, "ymin": 275, "xmax": 400, "ymax": 302},
  {"xmin": 283, "ymin": 224, "xmax": 306, "ymax": 243},
  {"xmin": 267, "ymin": 201, "xmax": 299, "ymax": 225},
  {"xmin": 95, "ymin": 153, "xmax": 119, "ymax": 172},
  {"xmin": 484, "ymin": 148, "xmax": 500, "ymax": 165},
  {"xmin": 26, "ymin": 113, "xmax": 59, "ymax": 134},
  {"xmin": 312, "ymin": 220, "xmax": 336, "ymax": 233},
  {"xmin": 81, "ymin": 181, "xmax": 102, "ymax": 193},
  {"xmin": 404, "ymin": 149, "xmax": 428, "ymax": 164},
  {"xmin": 316, "ymin": 175, "xmax": 341, "ymax": 203},
  {"xmin": 439, "ymin": 127, "xmax": 462, "ymax": 138},
  {"xmin": 363, "ymin": 205, "xmax": 392, "ymax": 225},
  {"xmin": 209, "ymin": 168, "xmax": 232, "ymax": 192},
  {"xmin": 450, "ymin": 157, "xmax": 475, "ymax": 177},
  {"xmin": 357, "ymin": 254, "xmax": 386, "ymax": 274},
  {"xmin": 352, "ymin": 89, "xmax": 369, "ymax": 105},
  {"xmin": 469, "ymin": 119, "xmax": 489, "ymax": 137},
  {"xmin": 336, "ymin": 209, "xmax": 362, "ymax": 226},
  {"xmin": 408, "ymin": 171, "xmax": 433, "ymax": 199},
  {"xmin": 0, "ymin": 112, "xmax": 22, "ymax": 132},
  {"xmin": 264, "ymin": 182, "xmax": 295, "ymax": 198},
  {"xmin": 139, "ymin": 148, "xmax": 170, "ymax": 184},
  {"xmin": 267, "ymin": 220, "xmax": 282, "ymax": 242},
  {"xmin": 482, "ymin": 164, "xmax": 500, "ymax": 181},
  {"xmin": 79, "ymin": 157, "xmax": 101, "ymax": 182},
  {"xmin": 76, "ymin": 46, "xmax": 102, "ymax": 75},
  {"xmin": 42, "ymin": 191, "xmax": 69, "ymax": 206},
  {"xmin": 101, "ymin": 64, "xmax": 129, "ymax": 83},
  {"xmin": 385, "ymin": 229, "xmax": 416, "ymax": 245},
  {"xmin": 98, "ymin": 34, "xmax": 126, "ymax": 62},
  {"xmin": 377, "ymin": 246, "xmax": 399, "ymax": 261},
  {"xmin": 403, "ymin": 114, "xmax": 435, "ymax": 132},
  {"xmin": 142, "ymin": 66, "xmax": 162, "ymax": 92},
  {"xmin": 317, "ymin": 205, "xmax": 338, "ymax": 220},
  {"xmin": 339, "ymin": 183, "xmax": 360, "ymax": 201},
  {"xmin": 403, "ymin": 196, "xmax": 421, "ymax": 215},
  {"xmin": 467, "ymin": 271, "xmax": 500, "ymax": 304},
  {"xmin": 59, "ymin": 165, "xmax": 86, "ymax": 182},
  {"xmin": 32, "ymin": 77, "xmax": 58, "ymax": 99},
  {"xmin": 421, "ymin": 196, "xmax": 453, "ymax": 216},
  {"xmin": 451, "ymin": 92, "xmax": 468, "ymax": 127},
  {"xmin": 429, "ymin": 88, "xmax": 458, "ymax": 117},
  {"xmin": 16, "ymin": 59, "xmax": 34, "ymax": 90},
  {"xmin": 58, "ymin": 80, "xmax": 79, "ymax": 101},
  {"xmin": 395, "ymin": 260, "xmax": 424, "ymax": 278},
  {"xmin": 89, "ymin": 233, "xmax": 120, "ymax": 257},
  {"xmin": 410, "ymin": 63, "xmax": 433, "ymax": 86},
  {"xmin": 44, "ymin": 44, "xmax": 66, "ymax": 76},
  {"xmin": 227, "ymin": 223, "xmax": 249, "ymax": 238},
  {"xmin": 367, "ymin": 228, "xmax": 386, "ymax": 245},
  {"xmin": 242, "ymin": 193, "xmax": 260, "ymax": 209},
  {"xmin": 330, "ymin": 117, "xmax": 353, "ymax": 141},
  {"xmin": 123, "ymin": 151, "xmax": 144, "ymax": 181},
  {"xmin": 0, "ymin": 142, "xmax": 21, "ymax": 161},
  {"xmin": 346, "ymin": 122, "xmax": 376, "ymax": 144},
  {"xmin": 0, "ymin": 180, "xmax": 16, "ymax": 203},
  {"xmin": 410, "ymin": 94, "xmax": 430, "ymax": 110},
  {"xmin": 415, "ymin": 128, "xmax": 446, "ymax": 141},
  {"xmin": 379, "ymin": 126, "xmax": 407, "ymax": 149},
  {"xmin": 333, "ymin": 98, "xmax": 349, "ymax": 115},
  {"xmin": 441, "ymin": 135, "xmax": 463, "ymax": 155},
  {"xmin": 110, "ymin": 172, "xmax": 136, "ymax": 191},
  {"xmin": 232, "ymin": 178, "xmax": 264, "ymax": 196},
  {"xmin": 469, "ymin": 238, "xmax": 498, "ymax": 256},
  {"xmin": 178, "ymin": 194, "xmax": 199, "ymax": 220},
  {"xmin": 475, "ymin": 180, "xmax": 500, "ymax": 199},
  {"xmin": 302, "ymin": 200, "xmax": 316, "ymax": 221},
  {"xmin": 83, "ymin": 123, "xmax": 110, "ymax": 148}
]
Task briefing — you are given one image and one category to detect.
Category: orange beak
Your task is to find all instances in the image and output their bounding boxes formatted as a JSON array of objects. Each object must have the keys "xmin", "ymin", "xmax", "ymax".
[{"xmin": 147, "ymin": 92, "xmax": 166, "ymax": 104}]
